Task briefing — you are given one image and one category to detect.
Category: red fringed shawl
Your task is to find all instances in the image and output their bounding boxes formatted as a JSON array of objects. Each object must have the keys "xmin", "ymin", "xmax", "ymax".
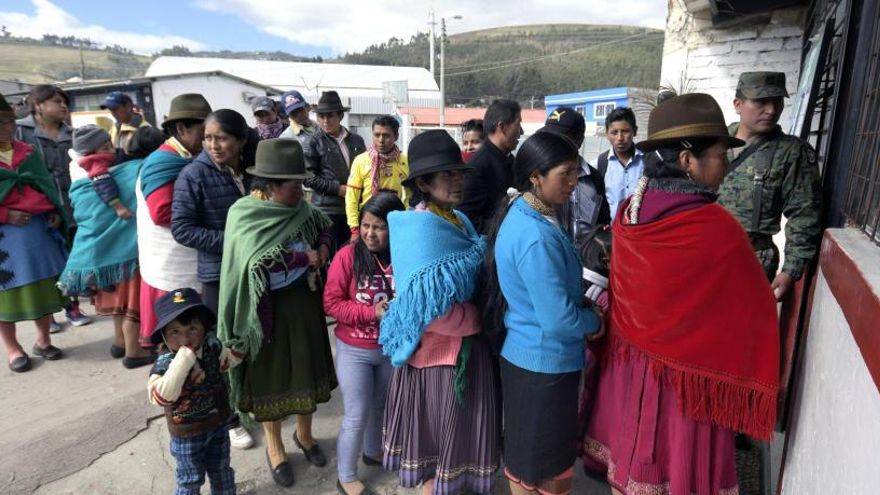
[{"xmin": 610, "ymin": 202, "xmax": 779, "ymax": 439}]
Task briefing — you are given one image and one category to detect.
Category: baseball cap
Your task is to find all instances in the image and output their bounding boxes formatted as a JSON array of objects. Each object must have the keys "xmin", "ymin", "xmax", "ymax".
[
  {"xmin": 251, "ymin": 96, "xmax": 276, "ymax": 115},
  {"xmin": 541, "ymin": 106, "xmax": 586, "ymax": 135},
  {"xmin": 281, "ymin": 90, "xmax": 309, "ymax": 115},
  {"xmin": 100, "ymin": 91, "xmax": 133, "ymax": 109}
]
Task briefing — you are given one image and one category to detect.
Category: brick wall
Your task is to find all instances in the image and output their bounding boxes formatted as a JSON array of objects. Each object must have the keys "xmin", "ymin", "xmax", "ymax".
[{"xmin": 660, "ymin": 2, "xmax": 808, "ymax": 130}]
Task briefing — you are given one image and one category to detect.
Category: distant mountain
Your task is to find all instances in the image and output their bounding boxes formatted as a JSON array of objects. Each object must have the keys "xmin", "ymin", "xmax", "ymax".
[
  {"xmin": 0, "ymin": 24, "xmax": 664, "ymax": 107},
  {"xmin": 341, "ymin": 24, "xmax": 665, "ymax": 106}
]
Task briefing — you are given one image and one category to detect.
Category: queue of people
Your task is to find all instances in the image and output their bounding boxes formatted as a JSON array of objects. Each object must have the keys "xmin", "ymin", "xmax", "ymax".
[{"xmin": 0, "ymin": 68, "xmax": 822, "ymax": 495}]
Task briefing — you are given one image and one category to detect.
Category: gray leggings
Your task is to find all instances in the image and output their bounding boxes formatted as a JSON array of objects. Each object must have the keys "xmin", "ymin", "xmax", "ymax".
[{"xmin": 334, "ymin": 338, "xmax": 393, "ymax": 482}]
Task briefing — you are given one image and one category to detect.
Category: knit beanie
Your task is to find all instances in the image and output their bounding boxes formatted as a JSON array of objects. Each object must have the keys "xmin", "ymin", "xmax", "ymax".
[{"xmin": 73, "ymin": 125, "xmax": 112, "ymax": 154}]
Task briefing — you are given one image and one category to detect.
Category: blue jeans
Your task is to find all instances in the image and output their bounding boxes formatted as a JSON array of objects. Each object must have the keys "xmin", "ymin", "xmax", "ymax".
[
  {"xmin": 335, "ymin": 338, "xmax": 393, "ymax": 482},
  {"xmin": 169, "ymin": 422, "xmax": 235, "ymax": 495}
]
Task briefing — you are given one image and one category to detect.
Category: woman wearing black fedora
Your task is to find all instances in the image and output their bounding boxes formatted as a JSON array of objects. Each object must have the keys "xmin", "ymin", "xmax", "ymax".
[
  {"xmin": 218, "ymin": 138, "xmax": 338, "ymax": 487},
  {"xmin": 379, "ymin": 130, "xmax": 499, "ymax": 495},
  {"xmin": 580, "ymin": 93, "xmax": 779, "ymax": 495},
  {"xmin": 302, "ymin": 91, "xmax": 366, "ymax": 255}
]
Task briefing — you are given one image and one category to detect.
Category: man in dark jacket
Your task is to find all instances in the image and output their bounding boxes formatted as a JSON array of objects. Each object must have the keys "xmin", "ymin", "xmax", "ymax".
[
  {"xmin": 302, "ymin": 91, "xmax": 366, "ymax": 253},
  {"xmin": 540, "ymin": 107, "xmax": 611, "ymax": 249},
  {"xmin": 458, "ymin": 99, "xmax": 523, "ymax": 234}
]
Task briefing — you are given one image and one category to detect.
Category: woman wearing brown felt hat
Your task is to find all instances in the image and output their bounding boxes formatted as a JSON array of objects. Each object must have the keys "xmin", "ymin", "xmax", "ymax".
[{"xmin": 579, "ymin": 93, "xmax": 779, "ymax": 495}]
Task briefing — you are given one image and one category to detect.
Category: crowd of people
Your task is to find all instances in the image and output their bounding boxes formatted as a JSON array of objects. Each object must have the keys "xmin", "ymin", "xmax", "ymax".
[{"xmin": 0, "ymin": 68, "xmax": 822, "ymax": 495}]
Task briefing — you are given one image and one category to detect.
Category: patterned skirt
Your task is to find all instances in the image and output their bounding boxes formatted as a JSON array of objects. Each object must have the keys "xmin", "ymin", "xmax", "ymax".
[
  {"xmin": 580, "ymin": 347, "xmax": 739, "ymax": 495},
  {"xmin": 382, "ymin": 337, "xmax": 500, "ymax": 495},
  {"xmin": 0, "ymin": 277, "xmax": 65, "ymax": 322},
  {"xmin": 237, "ymin": 281, "xmax": 338, "ymax": 422}
]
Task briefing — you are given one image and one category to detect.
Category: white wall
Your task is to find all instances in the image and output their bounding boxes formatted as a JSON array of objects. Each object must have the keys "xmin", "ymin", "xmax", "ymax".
[
  {"xmin": 780, "ymin": 264, "xmax": 880, "ymax": 494},
  {"xmin": 661, "ymin": 3, "xmax": 807, "ymax": 129},
  {"xmin": 151, "ymin": 74, "xmax": 272, "ymax": 127}
]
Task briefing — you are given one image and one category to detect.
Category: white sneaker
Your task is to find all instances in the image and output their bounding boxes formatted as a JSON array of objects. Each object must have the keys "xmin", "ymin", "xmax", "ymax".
[{"xmin": 229, "ymin": 426, "xmax": 254, "ymax": 449}]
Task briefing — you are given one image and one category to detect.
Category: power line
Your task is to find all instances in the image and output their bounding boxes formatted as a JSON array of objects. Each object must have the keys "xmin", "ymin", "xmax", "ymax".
[{"xmin": 445, "ymin": 31, "xmax": 652, "ymax": 77}]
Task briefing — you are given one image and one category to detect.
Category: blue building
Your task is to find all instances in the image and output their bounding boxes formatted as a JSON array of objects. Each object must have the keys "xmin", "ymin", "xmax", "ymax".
[{"xmin": 545, "ymin": 87, "xmax": 653, "ymax": 128}]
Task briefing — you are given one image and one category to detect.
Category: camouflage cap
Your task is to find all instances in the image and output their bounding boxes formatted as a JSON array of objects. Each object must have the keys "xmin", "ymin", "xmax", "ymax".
[{"xmin": 736, "ymin": 72, "xmax": 789, "ymax": 99}]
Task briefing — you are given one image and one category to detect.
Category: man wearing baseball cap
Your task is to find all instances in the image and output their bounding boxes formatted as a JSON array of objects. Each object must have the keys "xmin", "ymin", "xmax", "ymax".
[
  {"xmin": 101, "ymin": 91, "xmax": 150, "ymax": 152},
  {"xmin": 539, "ymin": 107, "xmax": 610, "ymax": 248},
  {"xmin": 717, "ymin": 71, "xmax": 821, "ymax": 300},
  {"xmin": 251, "ymin": 96, "xmax": 287, "ymax": 140},
  {"xmin": 278, "ymin": 90, "xmax": 318, "ymax": 145}
]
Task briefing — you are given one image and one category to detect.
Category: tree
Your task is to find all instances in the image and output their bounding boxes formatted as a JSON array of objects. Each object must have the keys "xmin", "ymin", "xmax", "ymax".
[
  {"xmin": 1, "ymin": 25, "xmax": 10, "ymax": 38},
  {"xmin": 158, "ymin": 45, "xmax": 192, "ymax": 57}
]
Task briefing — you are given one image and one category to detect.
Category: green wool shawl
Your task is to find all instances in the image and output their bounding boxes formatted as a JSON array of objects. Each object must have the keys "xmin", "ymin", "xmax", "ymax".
[
  {"xmin": 217, "ymin": 195, "xmax": 332, "ymax": 409},
  {"xmin": 0, "ymin": 145, "xmax": 67, "ymax": 235}
]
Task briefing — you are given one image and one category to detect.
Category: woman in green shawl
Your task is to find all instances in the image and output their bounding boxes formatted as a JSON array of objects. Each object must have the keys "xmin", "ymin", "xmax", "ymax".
[{"xmin": 218, "ymin": 138, "xmax": 337, "ymax": 488}]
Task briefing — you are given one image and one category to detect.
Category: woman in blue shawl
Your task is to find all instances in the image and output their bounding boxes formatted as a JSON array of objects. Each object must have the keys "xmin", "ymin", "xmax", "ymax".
[
  {"xmin": 59, "ymin": 126, "xmax": 164, "ymax": 368},
  {"xmin": 380, "ymin": 130, "xmax": 499, "ymax": 495}
]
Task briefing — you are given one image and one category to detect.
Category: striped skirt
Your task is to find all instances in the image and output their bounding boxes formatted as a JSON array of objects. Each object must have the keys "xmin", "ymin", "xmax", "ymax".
[{"xmin": 382, "ymin": 337, "xmax": 500, "ymax": 495}]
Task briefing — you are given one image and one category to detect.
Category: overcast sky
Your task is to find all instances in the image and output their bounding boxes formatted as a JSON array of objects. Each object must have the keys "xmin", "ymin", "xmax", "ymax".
[{"xmin": 1, "ymin": 0, "xmax": 667, "ymax": 56}]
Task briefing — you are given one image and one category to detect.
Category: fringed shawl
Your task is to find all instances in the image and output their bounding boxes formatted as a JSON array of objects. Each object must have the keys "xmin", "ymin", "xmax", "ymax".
[
  {"xmin": 379, "ymin": 209, "xmax": 485, "ymax": 367},
  {"xmin": 610, "ymin": 199, "xmax": 779, "ymax": 439},
  {"xmin": 217, "ymin": 195, "xmax": 332, "ymax": 409},
  {"xmin": 58, "ymin": 159, "xmax": 141, "ymax": 295}
]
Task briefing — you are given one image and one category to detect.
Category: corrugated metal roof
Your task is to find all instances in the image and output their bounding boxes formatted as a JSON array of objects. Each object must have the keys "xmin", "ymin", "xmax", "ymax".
[{"xmin": 146, "ymin": 57, "xmax": 440, "ymax": 97}]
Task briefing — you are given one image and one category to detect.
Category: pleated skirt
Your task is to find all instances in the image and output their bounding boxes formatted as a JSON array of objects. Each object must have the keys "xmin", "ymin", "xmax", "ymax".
[{"xmin": 382, "ymin": 336, "xmax": 500, "ymax": 495}]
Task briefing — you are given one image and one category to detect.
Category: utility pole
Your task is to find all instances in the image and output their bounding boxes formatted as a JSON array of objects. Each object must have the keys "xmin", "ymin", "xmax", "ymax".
[
  {"xmin": 438, "ymin": 15, "xmax": 462, "ymax": 128},
  {"xmin": 428, "ymin": 9, "xmax": 436, "ymax": 80},
  {"xmin": 79, "ymin": 42, "xmax": 85, "ymax": 80},
  {"xmin": 439, "ymin": 17, "xmax": 446, "ymax": 127}
]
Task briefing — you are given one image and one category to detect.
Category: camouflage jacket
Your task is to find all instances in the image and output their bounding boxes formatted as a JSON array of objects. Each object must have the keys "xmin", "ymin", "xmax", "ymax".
[{"xmin": 716, "ymin": 124, "xmax": 822, "ymax": 277}]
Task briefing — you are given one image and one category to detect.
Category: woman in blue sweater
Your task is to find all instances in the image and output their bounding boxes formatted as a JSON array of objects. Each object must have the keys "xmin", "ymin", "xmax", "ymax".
[{"xmin": 484, "ymin": 131, "xmax": 602, "ymax": 495}]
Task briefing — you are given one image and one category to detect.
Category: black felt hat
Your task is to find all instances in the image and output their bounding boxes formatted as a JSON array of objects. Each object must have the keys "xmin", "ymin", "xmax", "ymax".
[
  {"xmin": 403, "ymin": 130, "xmax": 474, "ymax": 186},
  {"xmin": 314, "ymin": 90, "xmax": 350, "ymax": 114}
]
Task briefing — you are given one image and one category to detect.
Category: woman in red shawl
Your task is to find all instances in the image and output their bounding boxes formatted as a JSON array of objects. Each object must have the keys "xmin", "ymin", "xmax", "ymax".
[{"xmin": 580, "ymin": 93, "xmax": 779, "ymax": 495}]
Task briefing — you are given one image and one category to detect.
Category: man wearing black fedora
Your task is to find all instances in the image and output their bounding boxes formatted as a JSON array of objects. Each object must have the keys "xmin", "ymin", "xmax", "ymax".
[{"xmin": 302, "ymin": 91, "xmax": 366, "ymax": 252}]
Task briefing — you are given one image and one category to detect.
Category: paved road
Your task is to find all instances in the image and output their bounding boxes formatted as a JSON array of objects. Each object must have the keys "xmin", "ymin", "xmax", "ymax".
[{"xmin": 0, "ymin": 308, "xmax": 611, "ymax": 494}]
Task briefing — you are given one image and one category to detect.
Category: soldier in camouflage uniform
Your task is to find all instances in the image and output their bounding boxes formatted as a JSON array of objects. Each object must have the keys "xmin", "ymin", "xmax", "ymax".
[{"xmin": 717, "ymin": 72, "xmax": 822, "ymax": 300}]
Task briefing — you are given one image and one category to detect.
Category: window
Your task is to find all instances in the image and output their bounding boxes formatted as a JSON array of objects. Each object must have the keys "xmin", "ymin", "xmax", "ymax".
[
  {"xmin": 594, "ymin": 102, "xmax": 616, "ymax": 119},
  {"xmin": 575, "ymin": 105, "xmax": 587, "ymax": 116}
]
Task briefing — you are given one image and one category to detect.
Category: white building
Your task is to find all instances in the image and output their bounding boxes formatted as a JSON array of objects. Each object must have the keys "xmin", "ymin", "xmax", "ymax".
[{"xmin": 145, "ymin": 56, "xmax": 440, "ymax": 133}]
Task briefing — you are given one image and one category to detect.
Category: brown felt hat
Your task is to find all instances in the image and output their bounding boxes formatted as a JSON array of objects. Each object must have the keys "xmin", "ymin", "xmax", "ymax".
[
  {"xmin": 162, "ymin": 93, "xmax": 212, "ymax": 129},
  {"xmin": 246, "ymin": 138, "xmax": 313, "ymax": 180},
  {"xmin": 635, "ymin": 93, "xmax": 745, "ymax": 152}
]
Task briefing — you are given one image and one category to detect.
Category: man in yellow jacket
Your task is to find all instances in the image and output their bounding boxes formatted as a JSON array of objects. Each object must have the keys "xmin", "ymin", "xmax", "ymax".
[
  {"xmin": 101, "ymin": 91, "xmax": 151, "ymax": 152},
  {"xmin": 345, "ymin": 115, "xmax": 408, "ymax": 239}
]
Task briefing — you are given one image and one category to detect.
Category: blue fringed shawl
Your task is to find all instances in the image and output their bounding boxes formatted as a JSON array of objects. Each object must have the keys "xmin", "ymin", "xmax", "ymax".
[
  {"xmin": 58, "ymin": 159, "xmax": 141, "ymax": 295},
  {"xmin": 379, "ymin": 209, "xmax": 486, "ymax": 367}
]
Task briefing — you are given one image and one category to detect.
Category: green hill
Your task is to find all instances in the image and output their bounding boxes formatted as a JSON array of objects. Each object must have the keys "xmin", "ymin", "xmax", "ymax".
[
  {"xmin": 341, "ymin": 24, "xmax": 665, "ymax": 105},
  {"xmin": 1, "ymin": 24, "xmax": 664, "ymax": 106},
  {"xmin": 0, "ymin": 40, "xmax": 150, "ymax": 84}
]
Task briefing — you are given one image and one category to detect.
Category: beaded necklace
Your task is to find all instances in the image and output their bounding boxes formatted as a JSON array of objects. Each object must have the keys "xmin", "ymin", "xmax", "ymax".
[{"xmin": 522, "ymin": 191, "xmax": 556, "ymax": 217}]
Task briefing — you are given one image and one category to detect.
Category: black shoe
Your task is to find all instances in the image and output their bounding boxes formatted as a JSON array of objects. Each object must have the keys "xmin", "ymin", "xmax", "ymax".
[
  {"xmin": 122, "ymin": 354, "xmax": 157, "ymax": 369},
  {"xmin": 110, "ymin": 345, "xmax": 125, "ymax": 359},
  {"xmin": 32, "ymin": 344, "xmax": 63, "ymax": 360},
  {"xmin": 293, "ymin": 430, "xmax": 327, "ymax": 467},
  {"xmin": 9, "ymin": 354, "xmax": 31, "ymax": 373},
  {"xmin": 361, "ymin": 453, "xmax": 382, "ymax": 466},
  {"xmin": 337, "ymin": 479, "xmax": 379, "ymax": 495},
  {"xmin": 266, "ymin": 450, "xmax": 294, "ymax": 487}
]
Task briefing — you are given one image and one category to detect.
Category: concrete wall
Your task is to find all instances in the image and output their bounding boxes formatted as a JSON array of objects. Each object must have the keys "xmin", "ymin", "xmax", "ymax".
[
  {"xmin": 151, "ymin": 74, "xmax": 273, "ymax": 127},
  {"xmin": 660, "ymin": 2, "xmax": 808, "ymax": 129},
  {"xmin": 780, "ymin": 229, "xmax": 880, "ymax": 494}
]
